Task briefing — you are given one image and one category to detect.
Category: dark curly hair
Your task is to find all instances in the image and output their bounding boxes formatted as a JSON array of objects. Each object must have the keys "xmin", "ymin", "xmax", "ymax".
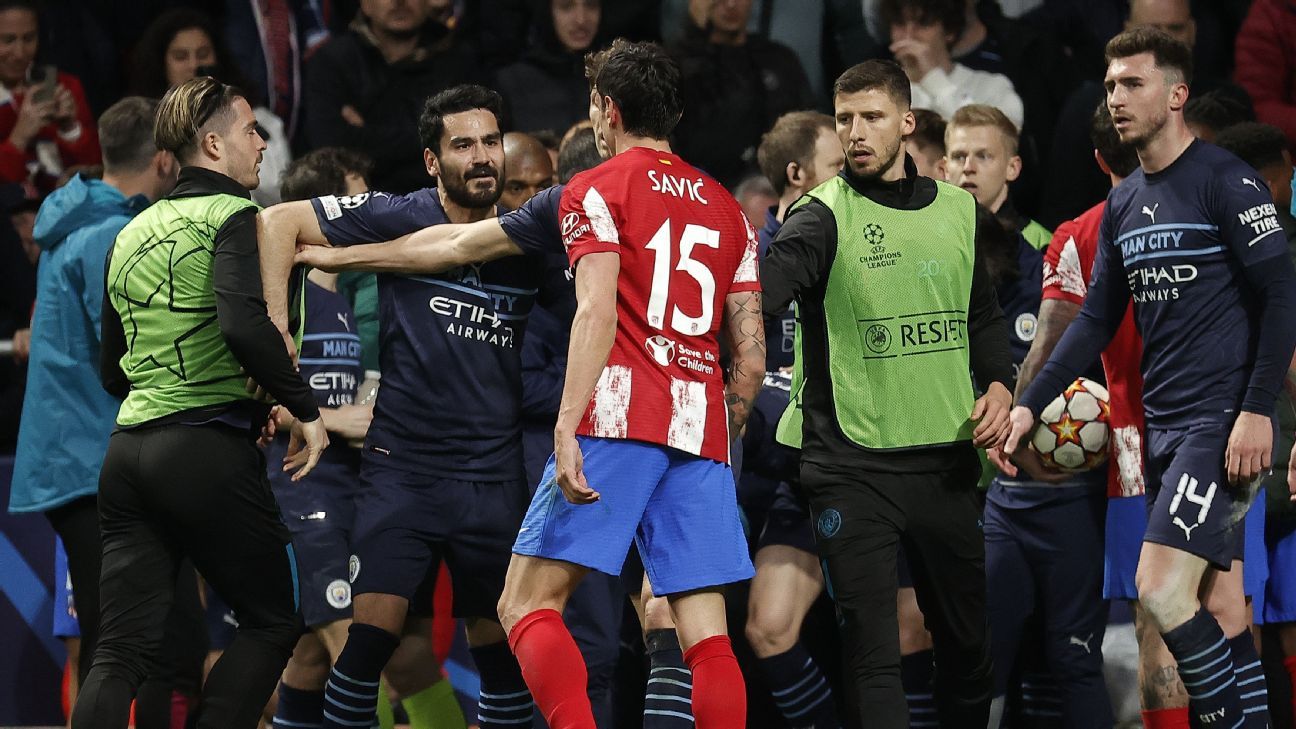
[{"xmin": 127, "ymin": 8, "xmax": 260, "ymax": 103}]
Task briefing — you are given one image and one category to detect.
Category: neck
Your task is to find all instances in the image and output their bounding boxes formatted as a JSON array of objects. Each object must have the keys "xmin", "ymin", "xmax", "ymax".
[
  {"xmin": 371, "ymin": 24, "xmax": 421, "ymax": 64},
  {"xmin": 102, "ymin": 170, "xmax": 158, "ymax": 201},
  {"xmin": 775, "ymin": 189, "xmax": 804, "ymax": 222},
  {"xmin": 1110, "ymin": 173, "xmax": 1125, "ymax": 188},
  {"xmin": 307, "ymin": 268, "xmax": 339, "ymax": 291},
  {"xmin": 879, "ymin": 153, "xmax": 908, "ymax": 183},
  {"xmin": 437, "ymin": 186, "xmax": 495, "ymax": 224},
  {"xmin": 610, "ymin": 131, "xmax": 671, "ymax": 157},
  {"xmin": 1136, "ymin": 119, "xmax": 1195, "ymax": 174},
  {"xmin": 988, "ymin": 186, "xmax": 1008, "ymax": 214}
]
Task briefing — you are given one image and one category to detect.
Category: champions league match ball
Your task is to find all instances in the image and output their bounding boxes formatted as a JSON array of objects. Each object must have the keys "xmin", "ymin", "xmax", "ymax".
[{"xmin": 1029, "ymin": 377, "xmax": 1111, "ymax": 472}]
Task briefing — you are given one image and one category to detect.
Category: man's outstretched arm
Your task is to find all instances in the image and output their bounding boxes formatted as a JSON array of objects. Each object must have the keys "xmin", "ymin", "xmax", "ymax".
[
  {"xmin": 295, "ymin": 217, "xmax": 524, "ymax": 275},
  {"xmin": 258, "ymin": 200, "xmax": 328, "ymax": 336}
]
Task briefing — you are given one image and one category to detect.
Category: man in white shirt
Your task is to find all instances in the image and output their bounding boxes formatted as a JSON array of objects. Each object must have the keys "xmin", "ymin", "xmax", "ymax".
[{"xmin": 881, "ymin": 0, "xmax": 1024, "ymax": 129}]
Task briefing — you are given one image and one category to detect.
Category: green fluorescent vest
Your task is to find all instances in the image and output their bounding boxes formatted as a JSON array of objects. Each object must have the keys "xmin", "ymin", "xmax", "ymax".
[
  {"xmin": 107, "ymin": 193, "xmax": 260, "ymax": 426},
  {"xmin": 776, "ymin": 177, "xmax": 979, "ymax": 450},
  {"xmin": 1022, "ymin": 219, "xmax": 1052, "ymax": 251}
]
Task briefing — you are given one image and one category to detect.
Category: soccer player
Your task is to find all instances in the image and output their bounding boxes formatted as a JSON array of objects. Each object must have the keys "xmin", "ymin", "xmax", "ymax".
[
  {"xmin": 903, "ymin": 107, "xmax": 946, "ymax": 180},
  {"xmin": 982, "ymin": 103, "xmax": 1139, "ymax": 729},
  {"xmin": 267, "ymin": 150, "xmax": 466, "ymax": 729},
  {"xmin": 259, "ymin": 84, "xmax": 554, "ymax": 729},
  {"xmin": 944, "ymin": 103, "xmax": 1052, "ymax": 250},
  {"xmin": 745, "ymin": 109, "xmax": 842, "ymax": 729},
  {"xmin": 1005, "ymin": 28, "xmax": 1296, "ymax": 728},
  {"xmin": 495, "ymin": 39, "xmax": 764, "ymax": 729},
  {"xmin": 501, "ymin": 132, "xmax": 556, "ymax": 212},
  {"xmin": 73, "ymin": 77, "xmax": 329, "ymax": 729},
  {"xmin": 761, "ymin": 59, "xmax": 1014, "ymax": 729}
]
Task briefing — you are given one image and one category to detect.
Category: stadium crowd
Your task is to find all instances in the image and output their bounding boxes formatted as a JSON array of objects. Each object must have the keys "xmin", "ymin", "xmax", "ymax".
[{"xmin": 4, "ymin": 0, "xmax": 1296, "ymax": 728}]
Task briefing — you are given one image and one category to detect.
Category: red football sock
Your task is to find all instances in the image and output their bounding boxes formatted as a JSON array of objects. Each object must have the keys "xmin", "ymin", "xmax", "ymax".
[
  {"xmin": 684, "ymin": 635, "xmax": 746, "ymax": 729},
  {"xmin": 1142, "ymin": 707, "xmax": 1190, "ymax": 728},
  {"xmin": 507, "ymin": 609, "xmax": 596, "ymax": 729},
  {"xmin": 1285, "ymin": 656, "xmax": 1296, "ymax": 722}
]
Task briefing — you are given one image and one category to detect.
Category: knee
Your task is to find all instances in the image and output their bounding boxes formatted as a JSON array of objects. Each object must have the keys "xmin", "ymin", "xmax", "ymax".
[
  {"xmin": 745, "ymin": 605, "xmax": 797, "ymax": 658},
  {"xmin": 641, "ymin": 595, "xmax": 675, "ymax": 633},
  {"xmin": 1135, "ymin": 567, "xmax": 1193, "ymax": 632}
]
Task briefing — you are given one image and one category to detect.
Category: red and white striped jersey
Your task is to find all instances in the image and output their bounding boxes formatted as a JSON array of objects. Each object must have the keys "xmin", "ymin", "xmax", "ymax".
[{"xmin": 560, "ymin": 147, "xmax": 760, "ymax": 463}]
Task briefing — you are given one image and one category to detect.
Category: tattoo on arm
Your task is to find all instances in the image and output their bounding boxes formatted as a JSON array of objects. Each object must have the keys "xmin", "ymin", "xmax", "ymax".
[
  {"xmin": 1015, "ymin": 298, "xmax": 1081, "ymax": 399},
  {"xmin": 724, "ymin": 290, "xmax": 767, "ymax": 437}
]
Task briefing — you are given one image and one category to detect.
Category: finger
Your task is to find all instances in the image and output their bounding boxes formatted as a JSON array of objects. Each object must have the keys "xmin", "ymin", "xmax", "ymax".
[
  {"xmin": 970, "ymin": 397, "xmax": 987, "ymax": 422},
  {"xmin": 1004, "ymin": 420, "xmax": 1025, "ymax": 455},
  {"xmin": 1245, "ymin": 450, "xmax": 1261, "ymax": 484},
  {"xmin": 293, "ymin": 446, "xmax": 323, "ymax": 482},
  {"xmin": 1225, "ymin": 449, "xmax": 1240, "ymax": 485}
]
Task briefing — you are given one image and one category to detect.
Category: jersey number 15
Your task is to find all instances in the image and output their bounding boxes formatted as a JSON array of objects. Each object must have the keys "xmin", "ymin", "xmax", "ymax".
[{"xmin": 644, "ymin": 218, "xmax": 721, "ymax": 336}]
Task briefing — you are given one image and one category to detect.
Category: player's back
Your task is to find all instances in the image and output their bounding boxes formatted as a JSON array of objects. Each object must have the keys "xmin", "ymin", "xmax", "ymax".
[{"xmin": 560, "ymin": 147, "xmax": 760, "ymax": 463}]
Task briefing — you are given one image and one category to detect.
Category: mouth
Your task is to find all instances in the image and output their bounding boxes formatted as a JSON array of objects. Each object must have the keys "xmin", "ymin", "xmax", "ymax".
[
  {"xmin": 849, "ymin": 149, "xmax": 874, "ymax": 165},
  {"xmin": 1112, "ymin": 115, "xmax": 1132, "ymax": 130}
]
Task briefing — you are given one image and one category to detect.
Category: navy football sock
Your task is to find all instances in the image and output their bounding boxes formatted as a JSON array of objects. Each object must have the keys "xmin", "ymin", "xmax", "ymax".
[
  {"xmin": 901, "ymin": 649, "xmax": 937, "ymax": 728},
  {"xmin": 643, "ymin": 629, "xmax": 694, "ymax": 729},
  {"xmin": 322, "ymin": 623, "xmax": 398, "ymax": 729},
  {"xmin": 756, "ymin": 642, "xmax": 837, "ymax": 729},
  {"xmin": 470, "ymin": 640, "xmax": 534, "ymax": 729},
  {"xmin": 274, "ymin": 683, "xmax": 325, "ymax": 729},
  {"xmin": 1160, "ymin": 609, "xmax": 1242, "ymax": 729},
  {"xmin": 1227, "ymin": 631, "xmax": 1268, "ymax": 727}
]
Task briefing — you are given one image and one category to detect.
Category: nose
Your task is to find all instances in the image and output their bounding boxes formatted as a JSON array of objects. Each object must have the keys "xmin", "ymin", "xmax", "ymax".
[
  {"xmin": 849, "ymin": 116, "xmax": 867, "ymax": 142},
  {"xmin": 893, "ymin": 21, "xmax": 914, "ymax": 40}
]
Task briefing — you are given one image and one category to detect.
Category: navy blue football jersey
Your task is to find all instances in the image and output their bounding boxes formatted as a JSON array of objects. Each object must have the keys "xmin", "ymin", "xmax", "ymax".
[
  {"xmin": 298, "ymin": 280, "xmax": 363, "ymax": 408},
  {"xmin": 310, "ymin": 189, "xmax": 561, "ymax": 480},
  {"xmin": 1023, "ymin": 140, "xmax": 1296, "ymax": 428}
]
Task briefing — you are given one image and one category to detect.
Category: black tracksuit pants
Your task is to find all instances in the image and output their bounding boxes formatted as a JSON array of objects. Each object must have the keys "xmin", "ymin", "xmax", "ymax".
[
  {"xmin": 71, "ymin": 423, "xmax": 302, "ymax": 729},
  {"xmin": 801, "ymin": 459, "xmax": 993, "ymax": 729}
]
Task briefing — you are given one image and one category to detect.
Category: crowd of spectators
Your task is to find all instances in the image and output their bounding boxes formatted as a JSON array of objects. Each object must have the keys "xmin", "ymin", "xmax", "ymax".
[{"xmin": 3, "ymin": 0, "xmax": 1296, "ymax": 725}]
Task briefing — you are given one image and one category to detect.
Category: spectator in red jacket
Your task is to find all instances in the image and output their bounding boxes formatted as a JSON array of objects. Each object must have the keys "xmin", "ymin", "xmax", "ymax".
[
  {"xmin": 0, "ymin": 0, "xmax": 99, "ymax": 195},
  {"xmin": 1235, "ymin": 0, "xmax": 1296, "ymax": 152}
]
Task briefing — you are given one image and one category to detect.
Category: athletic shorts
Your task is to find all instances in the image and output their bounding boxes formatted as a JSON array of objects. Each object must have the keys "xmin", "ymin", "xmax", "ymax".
[
  {"xmin": 349, "ymin": 461, "xmax": 528, "ymax": 620},
  {"xmin": 269, "ymin": 444, "xmax": 360, "ymax": 628},
  {"xmin": 52, "ymin": 537, "xmax": 79, "ymax": 638},
  {"xmin": 204, "ymin": 584, "xmax": 238, "ymax": 651},
  {"xmin": 1144, "ymin": 423, "xmax": 1254, "ymax": 570},
  {"xmin": 514, "ymin": 436, "xmax": 754, "ymax": 596},
  {"xmin": 756, "ymin": 482, "xmax": 816, "ymax": 554},
  {"xmin": 1264, "ymin": 519, "xmax": 1296, "ymax": 624},
  {"xmin": 1104, "ymin": 495, "xmax": 1146, "ymax": 601}
]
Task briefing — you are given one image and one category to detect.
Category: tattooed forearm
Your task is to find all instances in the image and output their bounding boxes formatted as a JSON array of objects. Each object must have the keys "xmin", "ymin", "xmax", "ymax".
[
  {"xmin": 1015, "ymin": 298, "xmax": 1081, "ymax": 398},
  {"xmin": 724, "ymin": 290, "xmax": 766, "ymax": 439}
]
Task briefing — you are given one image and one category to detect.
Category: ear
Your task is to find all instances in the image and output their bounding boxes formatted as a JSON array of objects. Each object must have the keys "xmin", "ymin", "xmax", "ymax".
[
  {"xmin": 201, "ymin": 130, "xmax": 221, "ymax": 161},
  {"xmin": 900, "ymin": 109, "xmax": 916, "ymax": 138},
  {"xmin": 602, "ymin": 94, "xmax": 620, "ymax": 128},
  {"xmin": 785, "ymin": 161, "xmax": 802, "ymax": 189},
  {"xmin": 1005, "ymin": 154, "xmax": 1022, "ymax": 183},
  {"xmin": 1093, "ymin": 149, "xmax": 1112, "ymax": 176},
  {"xmin": 1168, "ymin": 82, "xmax": 1189, "ymax": 113},
  {"xmin": 936, "ymin": 156, "xmax": 947, "ymax": 181},
  {"xmin": 424, "ymin": 148, "xmax": 439, "ymax": 179}
]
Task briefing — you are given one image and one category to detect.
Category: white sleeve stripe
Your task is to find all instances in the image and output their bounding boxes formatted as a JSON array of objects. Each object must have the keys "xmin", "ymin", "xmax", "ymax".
[
  {"xmin": 1246, "ymin": 227, "xmax": 1281, "ymax": 248},
  {"xmin": 582, "ymin": 186, "xmax": 620, "ymax": 245}
]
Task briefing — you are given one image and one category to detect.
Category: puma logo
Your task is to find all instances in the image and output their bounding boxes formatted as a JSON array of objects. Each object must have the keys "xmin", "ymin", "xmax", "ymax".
[
  {"xmin": 337, "ymin": 312, "xmax": 350, "ymax": 331},
  {"xmin": 1141, "ymin": 202, "xmax": 1159, "ymax": 224},
  {"xmin": 1242, "ymin": 177, "xmax": 1263, "ymax": 193},
  {"xmin": 1173, "ymin": 516, "xmax": 1201, "ymax": 541},
  {"xmin": 1069, "ymin": 633, "xmax": 1094, "ymax": 654}
]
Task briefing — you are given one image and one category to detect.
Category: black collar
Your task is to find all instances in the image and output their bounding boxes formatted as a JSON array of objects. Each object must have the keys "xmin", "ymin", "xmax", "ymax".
[
  {"xmin": 168, "ymin": 167, "xmax": 252, "ymax": 201},
  {"xmin": 837, "ymin": 153, "xmax": 937, "ymax": 211}
]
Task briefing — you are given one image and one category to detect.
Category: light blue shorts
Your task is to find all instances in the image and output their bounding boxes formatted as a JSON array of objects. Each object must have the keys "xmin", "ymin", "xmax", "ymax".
[{"xmin": 513, "ymin": 436, "xmax": 754, "ymax": 596}]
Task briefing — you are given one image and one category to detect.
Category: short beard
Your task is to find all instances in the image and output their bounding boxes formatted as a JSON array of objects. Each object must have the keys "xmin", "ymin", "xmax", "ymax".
[
  {"xmin": 440, "ymin": 171, "xmax": 500, "ymax": 209},
  {"xmin": 847, "ymin": 137, "xmax": 903, "ymax": 182},
  {"xmin": 1125, "ymin": 109, "xmax": 1169, "ymax": 151}
]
